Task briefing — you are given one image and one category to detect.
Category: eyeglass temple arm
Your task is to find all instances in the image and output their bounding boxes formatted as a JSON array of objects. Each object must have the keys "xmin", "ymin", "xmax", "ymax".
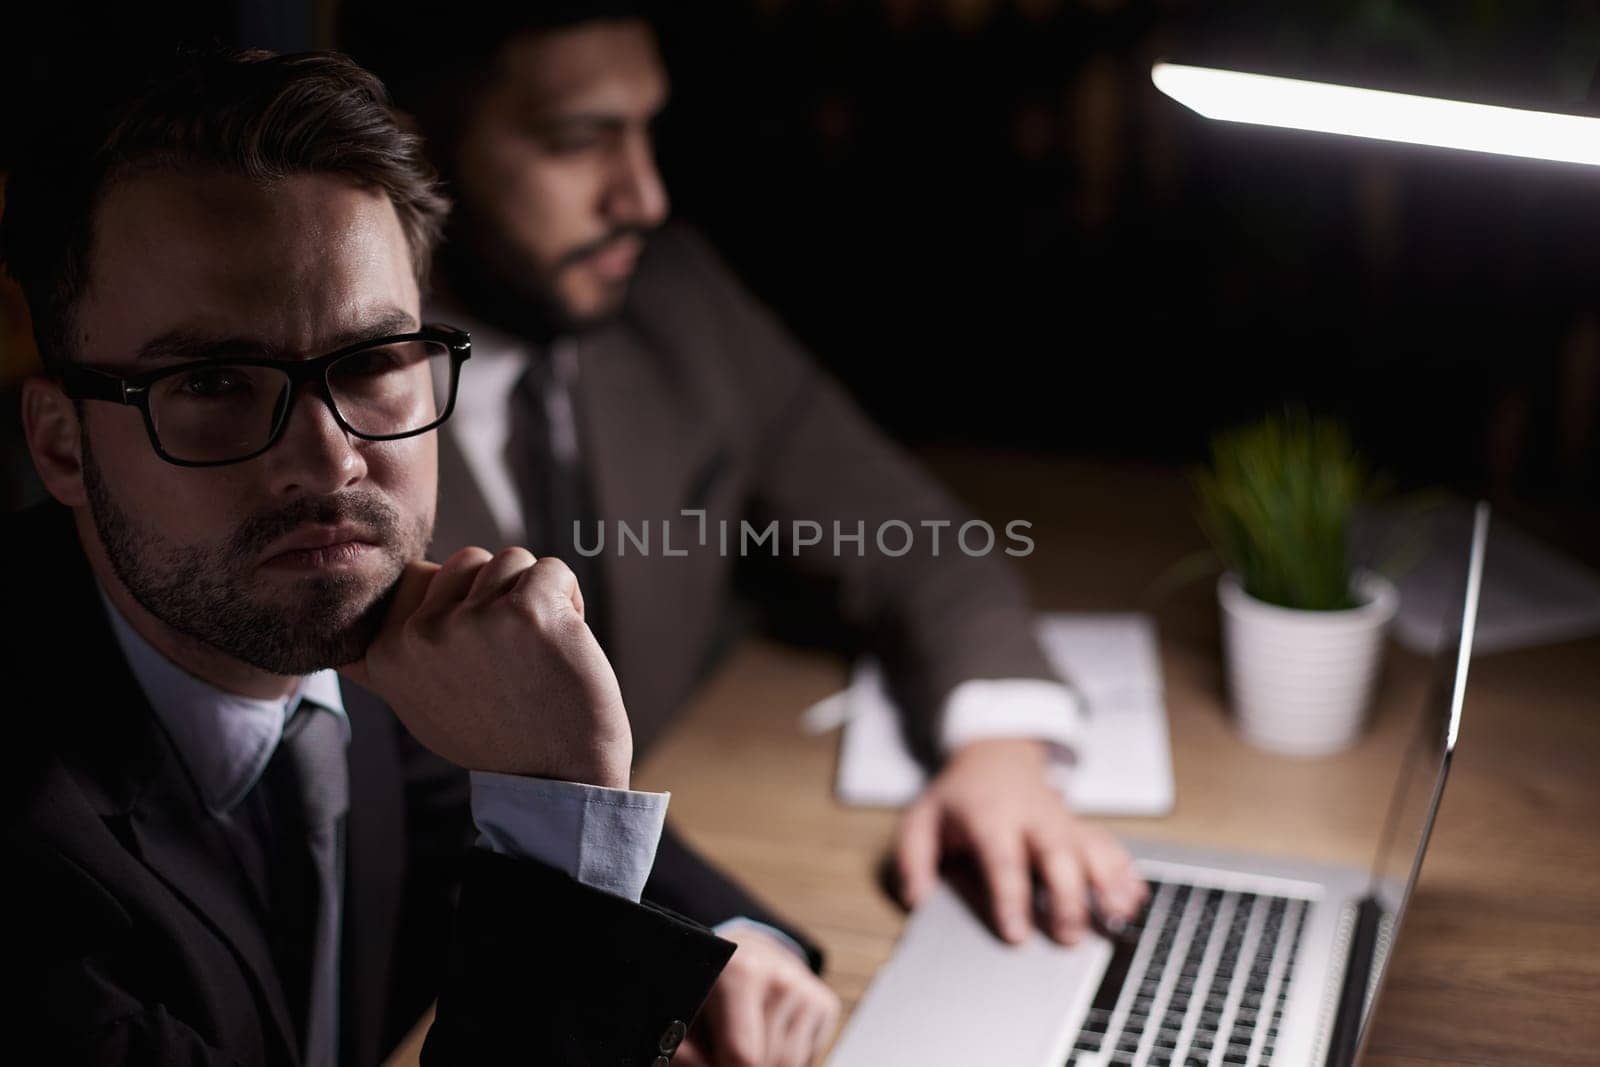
[{"xmin": 59, "ymin": 365, "xmax": 138, "ymax": 404}]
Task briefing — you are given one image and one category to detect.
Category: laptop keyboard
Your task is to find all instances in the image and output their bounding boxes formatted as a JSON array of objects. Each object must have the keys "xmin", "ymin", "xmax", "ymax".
[{"xmin": 1066, "ymin": 880, "xmax": 1311, "ymax": 1067}]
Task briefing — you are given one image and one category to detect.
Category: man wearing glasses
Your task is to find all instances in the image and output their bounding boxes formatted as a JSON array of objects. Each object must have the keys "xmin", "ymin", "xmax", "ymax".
[{"xmin": 3, "ymin": 49, "xmax": 732, "ymax": 1064}]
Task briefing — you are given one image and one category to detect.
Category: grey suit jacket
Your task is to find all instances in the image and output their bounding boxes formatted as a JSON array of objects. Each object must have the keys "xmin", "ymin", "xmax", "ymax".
[{"xmin": 432, "ymin": 223, "xmax": 1058, "ymax": 762}]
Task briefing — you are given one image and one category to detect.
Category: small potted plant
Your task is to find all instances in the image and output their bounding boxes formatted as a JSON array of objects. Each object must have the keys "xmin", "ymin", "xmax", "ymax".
[{"xmin": 1195, "ymin": 412, "xmax": 1398, "ymax": 756}]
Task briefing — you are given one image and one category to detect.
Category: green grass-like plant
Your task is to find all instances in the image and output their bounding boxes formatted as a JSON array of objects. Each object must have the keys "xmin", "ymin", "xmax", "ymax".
[{"xmin": 1194, "ymin": 412, "xmax": 1370, "ymax": 612}]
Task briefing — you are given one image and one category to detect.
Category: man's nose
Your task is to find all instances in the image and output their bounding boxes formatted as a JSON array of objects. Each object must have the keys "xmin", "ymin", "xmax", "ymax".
[
  {"xmin": 263, "ymin": 381, "xmax": 368, "ymax": 497},
  {"xmin": 603, "ymin": 133, "xmax": 669, "ymax": 228}
]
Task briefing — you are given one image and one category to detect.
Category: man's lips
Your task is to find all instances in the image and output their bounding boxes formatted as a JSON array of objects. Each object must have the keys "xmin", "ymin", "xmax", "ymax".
[
  {"xmin": 582, "ymin": 235, "xmax": 643, "ymax": 283},
  {"xmin": 262, "ymin": 524, "xmax": 381, "ymax": 567}
]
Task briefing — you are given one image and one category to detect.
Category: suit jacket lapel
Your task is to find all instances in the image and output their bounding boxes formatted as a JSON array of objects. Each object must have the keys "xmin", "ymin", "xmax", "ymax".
[
  {"xmin": 573, "ymin": 325, "xmax": 728, "ymax": 746},
  {"xmin": 577, "ymin": 325, "xmax": 722, "ymax": 531},
  {"xmin": 26, "ymin": 502, "xmax": 302, "ymax": 1063},
  {"xmin": 121, "ymin": 747, "xmax": 301, "ymax": 1064}
]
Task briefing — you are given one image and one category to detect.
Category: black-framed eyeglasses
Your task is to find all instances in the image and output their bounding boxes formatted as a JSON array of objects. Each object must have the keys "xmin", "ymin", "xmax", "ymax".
[{"xmin": 58, "ymin": 323, "xmax": 472, "ymax": 467}]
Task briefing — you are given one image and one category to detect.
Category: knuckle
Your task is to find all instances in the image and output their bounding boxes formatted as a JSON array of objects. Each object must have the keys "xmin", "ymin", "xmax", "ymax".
[
  {"xmin": 486, "ymin": 573, "xmax": 543, "ymax": 620},
  {"xmin": 493, "ymin": 545, "xmax": 537, "ymax": 568},
  {"xmin": 962, "ymin": 815, "xmax": 1005, "ymax": 850},
  {"xmin": 1054, "ymin": 887, "xmax": 1088, "ymax": 916},
  {"xmin": 442, "ymin": 545, "xmax": 494, "ymax": 572},
  {"xmin": 1039, "ymin": 803, "xmax": 1080, "ymax": 835},
  {"xmin": 463, "ymin": 548, "xmax": 537, "ymax": 606},
  {"xmin": 981, "ymin": 837, "xmax": 1026, "ymax": 869},
  {"xmin": 531, "ymin": 554, "xmax": 574, "ymax": 582},
  {"xmin": 1046, "ymin": 854, "xmax": 1084, "ymax": 887},
  {"xmin": 1087, "ymin": 839, "xmax": 1130, "ymax": 875},
  {"xmin": 1080, "ymin": 824, "xmax": 1114, "ymax": 850}
]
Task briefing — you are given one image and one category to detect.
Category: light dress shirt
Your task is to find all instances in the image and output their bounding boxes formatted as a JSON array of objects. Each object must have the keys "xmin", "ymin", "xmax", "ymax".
[{"xmin": 95, "ymin": 582, "xmax": 669, "ymax": 903}]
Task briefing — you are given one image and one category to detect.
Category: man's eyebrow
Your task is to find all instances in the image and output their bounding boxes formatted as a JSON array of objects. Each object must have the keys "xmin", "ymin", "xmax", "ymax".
[
  {"xmin": 522, "ymin": 96, "xmax": 670, "ymax": 137},
  {"xmin": 320, "ymin": 310, "xmax": 420, "ymax": 351},
  {"xmin": 134, "ymin": 331, "xmax": 270, "ymax": 364},
  {"xmin": 134, "ymin": 309, "xmax": 419, "ymax": 364},
  {"xmin": 524, "ymin": 113, "xmax": 629, "ymax": 136}
]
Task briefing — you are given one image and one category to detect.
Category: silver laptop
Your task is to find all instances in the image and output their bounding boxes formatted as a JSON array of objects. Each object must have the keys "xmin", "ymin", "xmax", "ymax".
[{"xmin": 830, "ymin": 503, "xmax": 1488, "ymax": 1067}]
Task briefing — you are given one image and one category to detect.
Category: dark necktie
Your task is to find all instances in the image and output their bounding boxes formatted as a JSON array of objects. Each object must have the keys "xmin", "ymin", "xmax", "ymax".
[
  {"xmin": 261, "ymin": 700, "xmax": 348, "ymax": 1067},
  {"xmin": 505, "ymin": 347, "xmax": 608, "ymax": 647}
]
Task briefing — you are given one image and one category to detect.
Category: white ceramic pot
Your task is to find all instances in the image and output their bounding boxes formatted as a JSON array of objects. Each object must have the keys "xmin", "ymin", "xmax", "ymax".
[{"xmin": 1218, "ymin": 571, "xmax": 1399, "ymax": 756}]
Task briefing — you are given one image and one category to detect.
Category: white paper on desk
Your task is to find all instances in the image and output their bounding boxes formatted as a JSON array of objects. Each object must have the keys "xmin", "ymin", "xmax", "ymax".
[
  {"xmin": 833, "ymin": 614, "xmax": 1175, "ymax": 816},
  {"xmin": 1358, "ymin": 504, "xmax": 1600, "ymax": 654}
]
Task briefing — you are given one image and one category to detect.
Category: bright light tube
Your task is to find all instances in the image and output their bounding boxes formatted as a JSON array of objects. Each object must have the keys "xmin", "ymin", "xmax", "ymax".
[{"xmin": 1151, "ymin": 61, "xmax": 1600, "ymax": 167}]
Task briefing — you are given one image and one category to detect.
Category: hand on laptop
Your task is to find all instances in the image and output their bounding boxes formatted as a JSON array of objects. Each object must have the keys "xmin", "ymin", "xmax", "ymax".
[
  {"xmin": 675, "ymin": 924, "xmax": 841, "ymax": 1067},
  {"xmin": 339, "ymin": 546, "xmax": 634, "ymax": 789},
  {"xmin": 894, "ymin": 738, "xmax": 1147, "ymax": 944}
]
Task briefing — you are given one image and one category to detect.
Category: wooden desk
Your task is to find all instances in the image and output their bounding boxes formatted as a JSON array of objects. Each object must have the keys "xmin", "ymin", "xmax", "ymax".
[{"xmin": 392, "ymin": 456, "xmax": 1600, "ymax": 1065}]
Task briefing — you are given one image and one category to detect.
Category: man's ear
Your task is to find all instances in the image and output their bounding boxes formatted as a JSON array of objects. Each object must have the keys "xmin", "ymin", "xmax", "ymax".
[{"xmin": 21, "ymin": 376, "xmax": 89, "ymax": 507}]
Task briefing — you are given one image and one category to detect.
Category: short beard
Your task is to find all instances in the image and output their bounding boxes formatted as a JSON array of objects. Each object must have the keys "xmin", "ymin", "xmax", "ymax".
[
  {"xmin": 81, "ymin": 432, "xmax": 427, "ymax": 676},
  {"xmin": 440, "ymin": 203, "xmax": 647, "ymax": 339}
]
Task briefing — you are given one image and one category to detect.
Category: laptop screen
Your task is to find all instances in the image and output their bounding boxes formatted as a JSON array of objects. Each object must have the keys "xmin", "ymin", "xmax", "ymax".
[{"xmin": 1353, "ymin": 502, "xmax": 1488, "ymax": 1054}]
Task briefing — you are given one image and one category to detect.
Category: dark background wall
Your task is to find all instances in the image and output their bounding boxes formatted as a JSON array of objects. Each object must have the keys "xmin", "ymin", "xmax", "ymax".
[
  {"xmin": 6, "ymin": 0, "xmax": 1600, "ymax": 512},
  {"xmin": 648, "ymin": 1, "xmax": 1600, "ymax": 507}
]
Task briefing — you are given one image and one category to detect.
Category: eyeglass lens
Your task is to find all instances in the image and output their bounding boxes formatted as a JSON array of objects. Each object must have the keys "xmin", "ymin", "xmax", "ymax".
[{"xmin": 146, "ymin": 339, "xmax": 453, "ymax": 463}]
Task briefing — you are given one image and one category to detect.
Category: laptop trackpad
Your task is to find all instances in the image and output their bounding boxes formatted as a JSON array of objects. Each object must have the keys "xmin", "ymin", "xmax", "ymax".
[{"xmin": 829, "ymin": 879, "xmax": 1112, "ymax": 1066}]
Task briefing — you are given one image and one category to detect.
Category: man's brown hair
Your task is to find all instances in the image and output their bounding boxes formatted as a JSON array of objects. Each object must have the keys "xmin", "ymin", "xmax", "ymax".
[{"xmin": 0, "ymin": 47, "xmax": 449, "ymax": 374}]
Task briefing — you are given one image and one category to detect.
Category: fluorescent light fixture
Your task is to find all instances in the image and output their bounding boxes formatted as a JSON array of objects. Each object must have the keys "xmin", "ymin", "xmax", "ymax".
[{"xmin": 1152, "ymin": 61, "xmax": 1600, "ymax": 167}]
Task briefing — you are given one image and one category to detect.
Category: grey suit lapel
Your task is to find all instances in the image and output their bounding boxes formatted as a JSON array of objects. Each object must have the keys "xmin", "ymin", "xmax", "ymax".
[
  {"xmin": 571, "ymin": 324, "xmax": 731, "ymax": 746},
  {"xmin": 574, "ymin": 325, "xmax": 722, "ymax": 563}
]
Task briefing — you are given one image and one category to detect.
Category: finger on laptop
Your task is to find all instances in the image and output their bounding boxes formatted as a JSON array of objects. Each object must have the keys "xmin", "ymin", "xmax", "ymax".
[
  {"xmin": 893, "ymin": 794, "xmax": 941, "ymax": 908},
  {"xmin": 973, "ymin": 827, "xmax": 1031, "ymax": 943},
  {"xmin": 1080, "ymin": 825, "xmax": 1148, "ymax": 922},
  {"xmin": 1030, "ymin": 826, "xmax": 1089, "ymax": 943}
]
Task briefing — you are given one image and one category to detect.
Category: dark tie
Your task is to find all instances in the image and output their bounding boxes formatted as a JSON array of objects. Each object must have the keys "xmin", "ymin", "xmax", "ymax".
[
  {"xmin": 262, "ymin": 700, "xmax": 348, "ymax": 1067},
  {"xmin": 505, "ymin": 348, "xmax": 608, "ymax": 647}
]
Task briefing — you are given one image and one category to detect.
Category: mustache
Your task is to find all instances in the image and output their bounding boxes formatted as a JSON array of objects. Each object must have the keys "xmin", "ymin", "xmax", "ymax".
[
  {"xmin": 553, "ymin": 225, "xmax": 653, "ymax": 274},
  {"xmin": 231, "ymin": 493, "xmax": 402, "ymax": 560}
]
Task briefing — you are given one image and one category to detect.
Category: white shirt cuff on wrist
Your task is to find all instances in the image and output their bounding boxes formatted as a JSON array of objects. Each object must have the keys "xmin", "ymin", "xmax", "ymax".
[
  {"xmin": 937, "ymin": 678, "xmax": 1087, "ymax": 762},
  {"xmin": 469, "ymin": 771, "xmax": 669, "ymax": 903},
  {"xmin": 713, "ymin": 917, "xmax": 812, "ymax": 964}
]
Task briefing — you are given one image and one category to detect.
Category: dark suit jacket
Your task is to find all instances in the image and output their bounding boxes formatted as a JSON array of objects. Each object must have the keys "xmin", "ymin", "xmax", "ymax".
[
  {"xmin": 432, "ymin": 222, "xmax": 1060, "ymax": 764},
  {"xmin": 1, "ymin": 500, "xmax": 735, "ymax": 1065}
]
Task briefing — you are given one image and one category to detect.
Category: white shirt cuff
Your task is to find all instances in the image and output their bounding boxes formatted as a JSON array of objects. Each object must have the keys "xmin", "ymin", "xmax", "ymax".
[
  {"xmin": 937, "ymin": 678, "xmax": 1087, "ymax": 761},
  {"xmin": 469, "ymin": 771, "xmax": 669, "ymax": 903},
  {"xmin": 713, "ymin": 917, "xmax": 812, "ymax": 965}
]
